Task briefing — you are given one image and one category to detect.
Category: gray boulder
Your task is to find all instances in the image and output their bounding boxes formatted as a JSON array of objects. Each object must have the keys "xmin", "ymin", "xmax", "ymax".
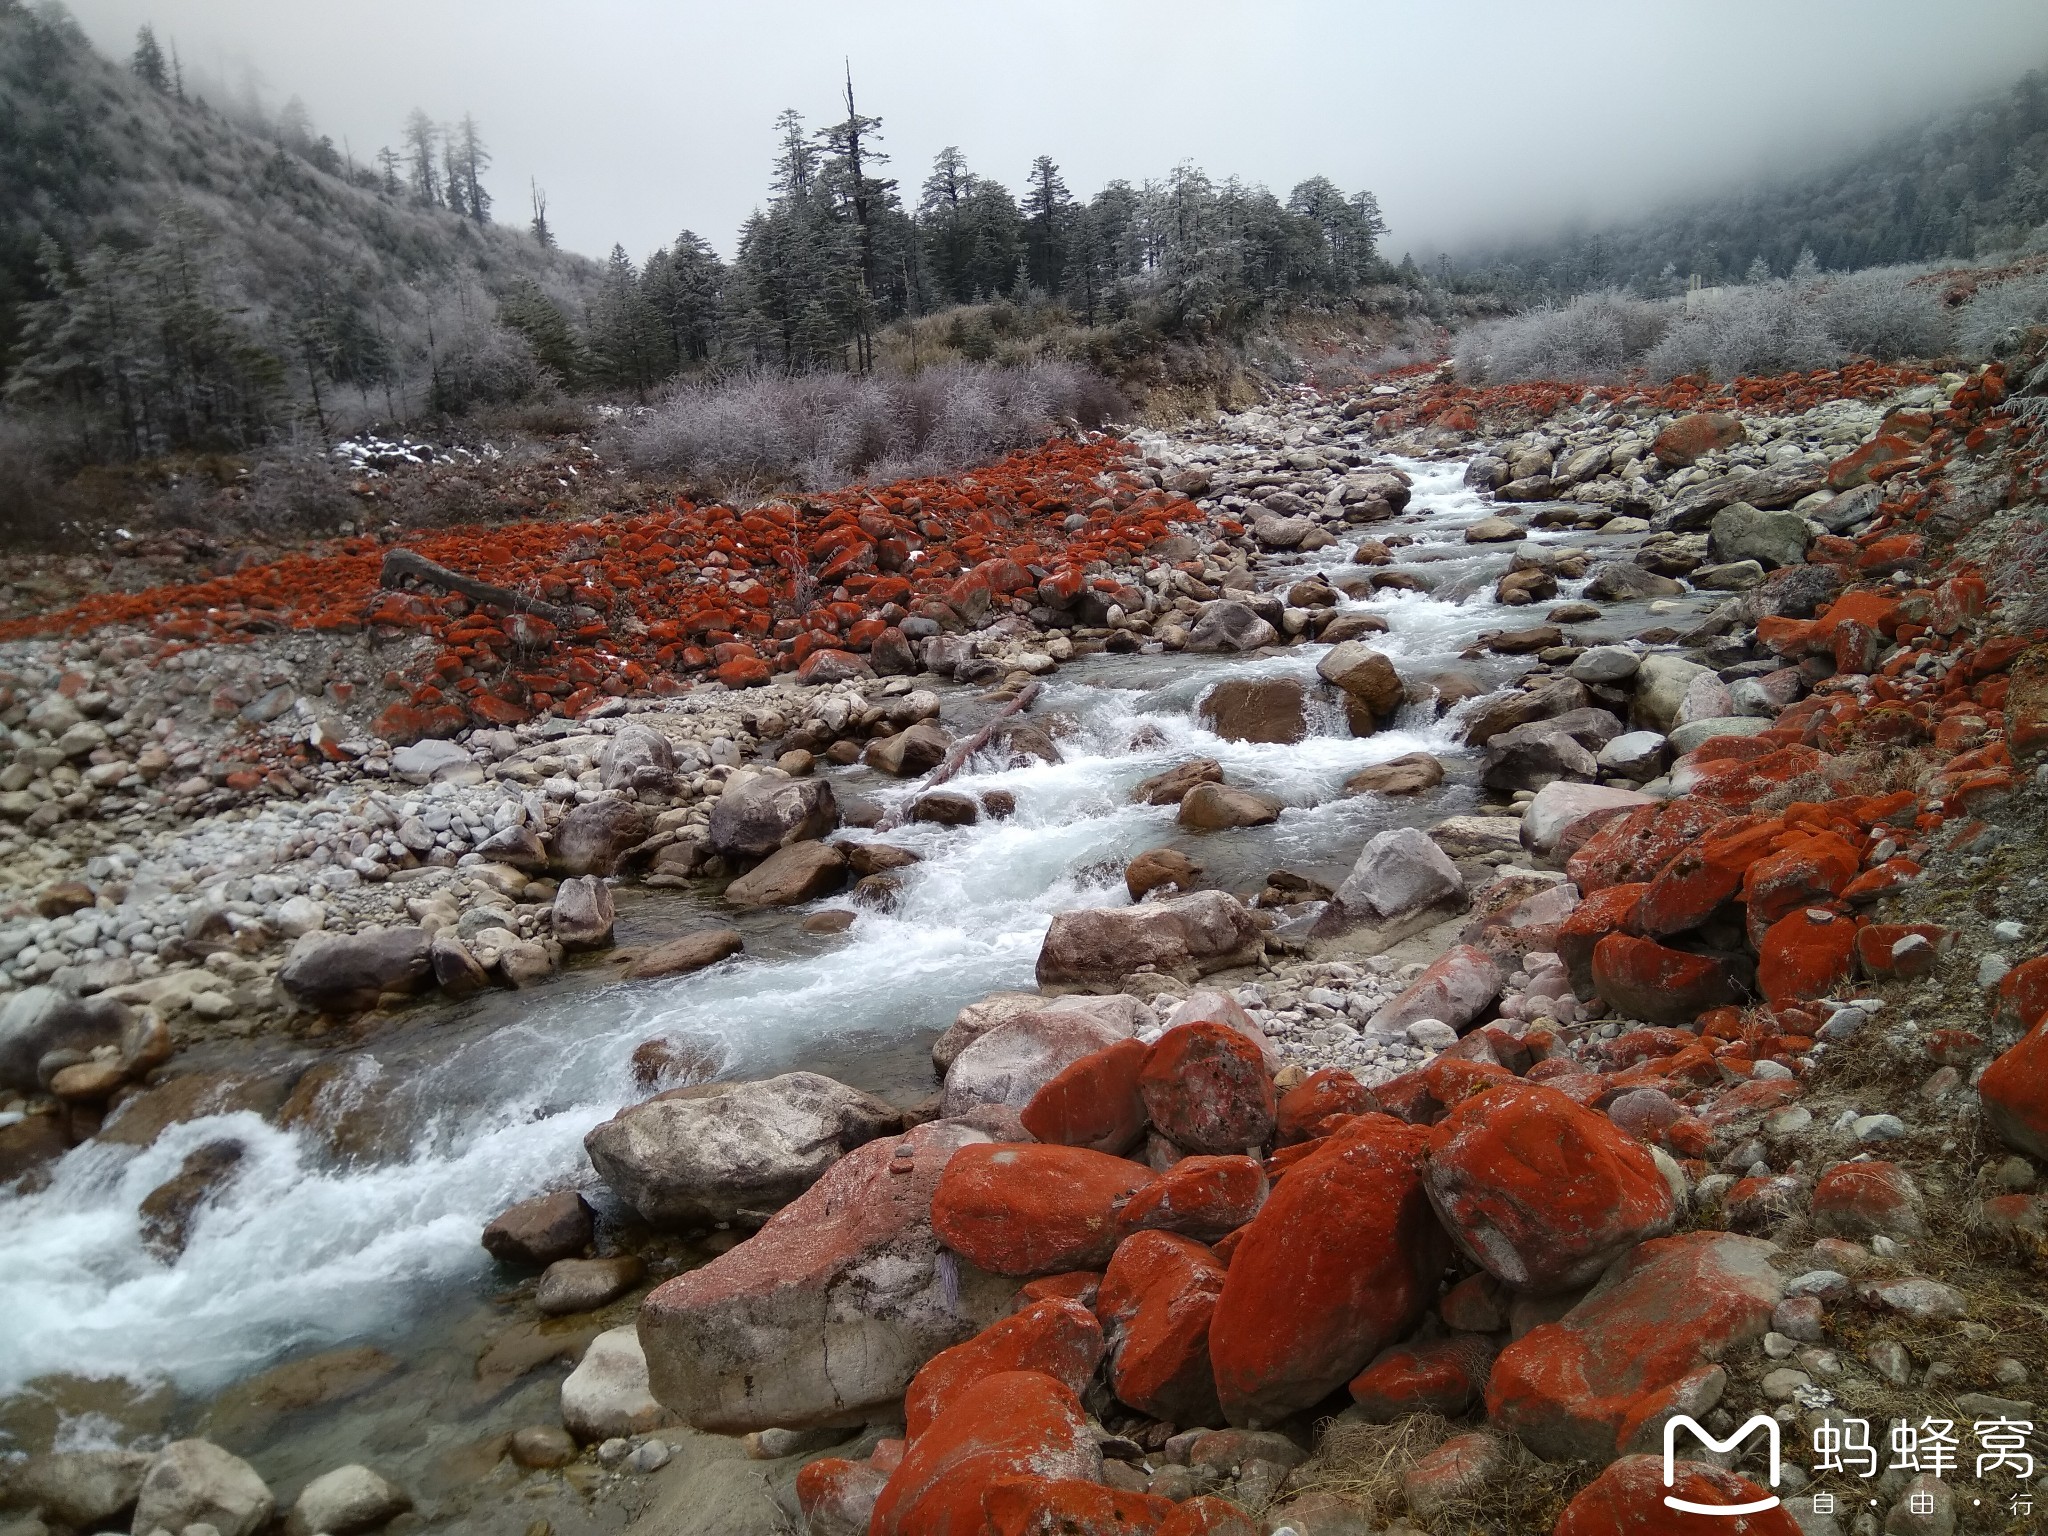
[
  {"xmin": 0, "ymin": 986, "xmax": 131, "ymax": 1091},
  {"xmin": 5, "ymin": 1450, "xmax": 152, "ymax": 1528},
  {"xmin": 1036, "ymin": 891, "xmax": 1264, "ymax": 989},
  {"xmin": 584, "ymin": 1072, "xmax": 901, "ymax": 1229},
  {"xmin": 1597, "ymin": 731, "xmax": 1669, "ymax": 779},
  {"xmin": 724, "ymin": 841, "xmax": 847, "ymax": 908},
  {"xmin": 278, "ymin": 928, "xmax": 433, "ymax": 1013},
  {"xmin": 562, "ymin": 1325, "xmax": 667, "ymax": 1441},
  {"xmin": 1251, "ymin": 512, "xmax": 1312, "ymax": 549},
  {"xmin": 130, "ymin": 1440, "xmax": 273, "ymax": 1536},
  {"xmin": 863, "ymin": 721, "xmax": 952, "ymax": 777},
  {"xmin": 600, "ymin": 724, "xmax": 678, "ymax": 793},
  {"xmin": 1631, "ymin": 655, "xmax": 1714, "ymax": 733},
  {"xmin": 1584, "ymin": 562, "xmax": 1685, "ymax": 602},
  {"xmin": 1330, "ymin": 828, "xmax": 1465, "ymax": 923},
  {"xmin": 551, "ymin": 876, "xmax": 616, "ymax": 950},
  {"xmin": 1186, "ymin": 601, "xmax": 1278, "ymax": 653},
  {"xmin": 636, "ymin": 1120, "xmax": 1014, "ymax": 1432},
  {"xmin": 1811, "ymin": 482, "xmax": 1882, "ymax": 533},
  {"xmin": 284, "ymin": 1464, "xmax": 411, "ymax": 1536},
  {"xmin": 1568, "ymin": 646, "xmax": 1639, "ymax": 686},
  {"xmin": 1709, "ymin": 503, "xmax": 1811, "ymax": 569},
  {"xmin": 707, "ymin": 774, "xmax": 838, "ymax": 861},
  {"xmin": 551, "ymin": 794, "xmax": 654, "ymax": 877},
  {"xmin": 1459, "ymin": 679, "xmax": 1591, "ymax": 748},
  {"xmin": 482, "ymin": 1190, "xmax": 593, "ymax": 1266}
]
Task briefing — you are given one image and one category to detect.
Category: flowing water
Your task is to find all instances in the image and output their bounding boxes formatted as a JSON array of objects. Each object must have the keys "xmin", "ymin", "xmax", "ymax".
[{"xmin": 0, "ymin": 456, "xmax": 1708, "ymax": 1465}]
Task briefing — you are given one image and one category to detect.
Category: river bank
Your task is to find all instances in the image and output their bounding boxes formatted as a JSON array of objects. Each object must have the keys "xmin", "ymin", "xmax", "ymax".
[{"xmin": 4, "ymin": 353, "xmax": 2047, "ymax": 1535}]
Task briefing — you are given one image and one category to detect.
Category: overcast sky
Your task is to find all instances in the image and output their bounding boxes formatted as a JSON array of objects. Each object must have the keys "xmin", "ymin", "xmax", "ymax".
[{"xmin": 61, "ymin": 0, "xmax": 2048, "ymax": 265}]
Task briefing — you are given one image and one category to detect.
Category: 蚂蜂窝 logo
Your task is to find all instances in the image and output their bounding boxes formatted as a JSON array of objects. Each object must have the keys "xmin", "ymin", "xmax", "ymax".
[{"xmin": 1664, "ymin": 1416, "xmax": 1783, "ymax": 1515}]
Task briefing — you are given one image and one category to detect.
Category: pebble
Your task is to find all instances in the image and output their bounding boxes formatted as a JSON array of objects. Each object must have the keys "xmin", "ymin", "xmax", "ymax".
[{"xmin": 1852, "ymin": 1113, "xmax": 1907, "ymax": 1143}]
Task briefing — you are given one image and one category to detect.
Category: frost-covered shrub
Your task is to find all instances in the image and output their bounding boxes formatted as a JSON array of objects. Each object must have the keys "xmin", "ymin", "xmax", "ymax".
[
  {"xmin": 1452, "ymin": 290, "xmax": 1670, "ymax": 383},
  {"xmin": 1812, "ymin": 265, "xmax": 1950, "ymax": 361},
  {"xmin": 1643, "ymin": 282, "xmax": 1843, "ymax": 381},
  {"xmin": 622, "ymin": 360, "xmax": 1124, "ymax": 493},
  {"xmin": 1956, "ymin": 270, "xmax": 2048, "ymax": 358}
]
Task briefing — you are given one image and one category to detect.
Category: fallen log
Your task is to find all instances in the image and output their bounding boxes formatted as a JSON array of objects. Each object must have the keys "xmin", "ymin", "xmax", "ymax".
[
  {"xmin": 875, "ymin": 681, "xmax": 1044, "ymax": 830},
  {"xmin": 379, "ymin": 548, "xmax": 578, "ymax": 627}
]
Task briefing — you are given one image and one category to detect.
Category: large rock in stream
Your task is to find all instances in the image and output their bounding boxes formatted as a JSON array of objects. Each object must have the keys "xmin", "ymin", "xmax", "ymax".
[
  {"xmin": 584, "ymin": 1072, "xmax": 902, "ymax": 1228},
  {"xmin": 637, "ymin": 1119, "xmax": 1016, "ymax": 1432},
  {"xmin": 1036, "ymin": 891, "xmax": 1264, "ymax": 990},
  {"xmin": 707, "ymin": 772, "xmax": 838, "ymax": 861}
]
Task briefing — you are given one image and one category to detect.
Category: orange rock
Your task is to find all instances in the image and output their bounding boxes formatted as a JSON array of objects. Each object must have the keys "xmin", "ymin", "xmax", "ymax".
[
  {"xmin": 1554, "ymin": 1455, "xmax": 1801, "ymax": 1534},
  {"xmin": 903, "ymin": 1298, "xmax": 1105, "ymax": 1439},
  {"xmin": 796, "ymin": 1457, "xmax": 889, "ymax": 1535},
  {"xmin": 1651, "ymin": 412, "xmax": 1743, "ymax": 467},
  {"xmin": 1275, "ymin": 1068, "xmax": 1377, "ymax": 1145},
  {"xmin": 1097, "ymin": 1230, "xmax": 1225, "ymax": 1425},
  {"xmin": 1422, "ymin": 1084, "xmax": 1677, "ymax": 1293},
  {"xmin": 1591, "ymin": 934, "xmax": 1744, "ymax": 1025},
  {"xmin": 1566, "ymin": 801, "xmax": 1729, "ymax": 896},
  {"xmin": 1853, "ymin": 922, "xmax": 1949, "ymax": 979},
  {"xmin": 1742, "ymin": 832, "xmax": 1860, "ymax": 933},
  {"xmin": 1556, "ymin": 883, "xmax": 1647, "ymax": 993},
  {"xmin": 1634, "ymin": 818, "xmax": 1780, "ymax": 937},
  {"xmin": 1156, "ymin": 1498, "xmax": 1261, "ymax": 1536},
  {"xmin": 933, "ymin": 1144, "xmax": 1156, "ymax": 1276},
  {"xmin": 1020, "ymin": 1039, "xmax": 1150, "ymax": 1155},
  {"xmin": 1114, "ymin": 1156, "xmax": 1267, "ymax": 1243},
  {"xmin": 1755, "ymin": 908, "xmax": 1856, "ymax": 1006},
  {"xmin": 1347, "ymin": 1331, "xmax": 1497, "ymax": 1419},
  {"xmin": 1487, "ymin": 1231, "xmax": 1783, "ymax": 1463},
  {"xmin": 1810, "ymin": 1160, "xmax": 1922, "ymax": 1239},
  {"xmin": 870, "ymin": 1371, "xmax": 1100, "ymax": 1536},
  {"xmin": 1139, "ymin": 1023, "xmax": 1276, "ymax": 1154},
  {"xmin": 1208, "ymin": 1116, "xmax": 1448, "ymax": 1428},
  {"xmin": 1980, "ymin": 1019, "xmax": 2048, "ymax": 1161},
  {"xmin": 982, "ymin": 1477, "xmax": 1177, "ymax": 1536},
  {"xmin": 1997, "ymin": 955, "xmax": 2048, "ymax": 1030}
]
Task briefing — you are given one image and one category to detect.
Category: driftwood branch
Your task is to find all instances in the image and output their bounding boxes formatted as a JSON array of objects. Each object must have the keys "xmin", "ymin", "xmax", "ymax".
[
  {"xmin": 379, "ymin": 548, "xmax": 577, "ymax": 627},
  {"xmin": 876, "ymin": 681, "xmax": 1043, "ymax": 830}
]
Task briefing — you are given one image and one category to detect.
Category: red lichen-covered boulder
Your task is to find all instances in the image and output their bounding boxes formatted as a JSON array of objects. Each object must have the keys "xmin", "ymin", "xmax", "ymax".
[
  {"xmin": 1157, "ymin": 1498, "xmax": 1261, "ymax": 1536},
  {"xmin": 1980, "ymin": 1019, "xmax": 2048, "ymax": 1161},
  {"xmin": 1139, "ymin": 1023, "xmax": 1276, "ymax": 1154},
  {"xmin": 1635, "ymin": 818, "xmax": 1780, "ymax": 938},
  {"xmin": 1553, "ymin": 1455, "xmax": 1802, "ymax": 1535},
  {"xmin": 1347, "ymin": 1332, "xmax": 1498, "ymax": 1420},
  {"xmin": 1275, "ymin": 1068, "xmax": 1377, "ymax": 1145},
  {"xmin": 1207, "ymin": 1116, "xmax": 1449, "ymax": 1428},
  {"xmin": 869, "ymin": 1371, "xmax": 1101, "ymax": 1536},
  {"xmin": 1853, "ymin": 922, "xmax": 1949, "ymax": 980},
  {"xmin": 1098, "ymin": 1230, "xmax": 1227, "ymax": 1425},
  {"xmin": 1020, "ymin": 1038, "xmax": 1150, "ymax": 1155},
  {"xmin": 1742, "ymin": 832, "xmax": 1860, "ymax": 932},
  {"xmin": 1486, "ymin": 1232, "xmax": 1783, "ymax": 1464},
  {"xmin": 1755, "ymin": 908, "xmax": 1856, "ymax": 1006},
  {"xmin": 1809, "ymin": 1160, "xmax": 1923, "ymax": 1240},
  {"xmin": 1994, "ymin": 955, "xmax": 2048, "ymax": 1031},
  {"xmin": 796, "ymin": 1457, "xmax": 891, "ymax": 1536},
  {"xmin": 1591, "ymin": 934, "xmax": 1744, "ymax": 1025},
  {"xmin": 1566, "ymin": 801, "xmax": 1728, "ymax": 896},
  {"xmin": 1556, "ymin": 883, "xmax": 1647, "ymax": 995},
  {"xmin": 1652, "ymin": 412, "xmax": 1744, "ymax": 467},
  {"xmin": 982, "ymin": 1477, "xmax": 1177, "ymax": 1536},
  {"xmin": 1422, "ymin": 1084, "xmax": 1678, "ymax": 1294},
  {"xmin": 904, "ymin": 1298, "xmax": 1106, "ymax": 1438},
  {"xmin": 1114, "ymin": 1155, "xmax": 1267, "ymax": 1243},
  {"xmin": 933, "ymin": 1143, "xmax": 1156, "ymax": 1276}
]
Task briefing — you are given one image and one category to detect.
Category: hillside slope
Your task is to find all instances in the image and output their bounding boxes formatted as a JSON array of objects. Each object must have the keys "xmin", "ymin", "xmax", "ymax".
[
  {"xmin": 0, "ymin": 0, "xmax": 599, "ymax": 447},
  {"xmin": 1463, "ymin": 65, "xmax": 2048, "ymax": 296}
]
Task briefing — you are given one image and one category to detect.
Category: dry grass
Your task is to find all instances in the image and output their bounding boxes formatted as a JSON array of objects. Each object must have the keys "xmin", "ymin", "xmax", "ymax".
[{"xmin": 1279, "ymin": 1412, "xmax": 1587, "ymax": 1534}]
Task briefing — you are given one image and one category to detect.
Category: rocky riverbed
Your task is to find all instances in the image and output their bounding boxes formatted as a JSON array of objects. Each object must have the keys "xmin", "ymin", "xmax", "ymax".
[{"xmin": 4, "ymin": 351, "xmax": 2048, "ymax": 1536}]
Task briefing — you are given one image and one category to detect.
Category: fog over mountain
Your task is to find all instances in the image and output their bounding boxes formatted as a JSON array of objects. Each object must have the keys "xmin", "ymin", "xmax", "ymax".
[{"xmin": 58, "ymin": 0, "xmax": 2048, "ymax": 264}]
